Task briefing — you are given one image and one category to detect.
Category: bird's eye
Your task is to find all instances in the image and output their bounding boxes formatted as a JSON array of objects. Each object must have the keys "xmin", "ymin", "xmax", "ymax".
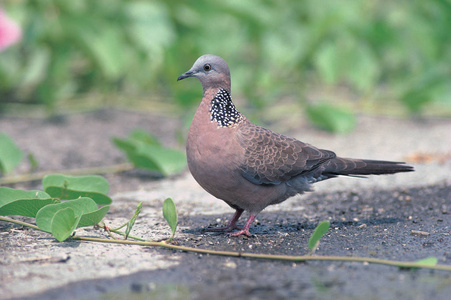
[{"xmin": 203, "ymin": 64, "xmax": 211, "ymax": 71}]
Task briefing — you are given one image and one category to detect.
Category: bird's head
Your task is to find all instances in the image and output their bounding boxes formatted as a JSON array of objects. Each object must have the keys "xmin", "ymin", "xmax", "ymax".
[{"xmin": 177, "ymin": 54, "xmax": 231, "ymax": 91}]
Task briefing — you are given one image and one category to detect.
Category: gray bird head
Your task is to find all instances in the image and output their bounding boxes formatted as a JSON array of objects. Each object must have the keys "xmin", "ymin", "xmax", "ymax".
[{"xmin": 177, "ymin": 54, "xmax": 231, "ymax": 91}]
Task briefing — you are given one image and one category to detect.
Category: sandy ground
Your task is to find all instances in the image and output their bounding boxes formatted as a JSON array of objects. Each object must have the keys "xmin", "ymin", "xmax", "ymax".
[{"xmin": 0, "ymin": 109, "xmax": 450, "ymax": 299}]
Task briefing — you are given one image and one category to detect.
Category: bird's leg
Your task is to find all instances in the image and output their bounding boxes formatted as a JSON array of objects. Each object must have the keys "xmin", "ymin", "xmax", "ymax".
[
  {"xmin": 203, "ymin": 208, "xmax": 244, "ymax": 232},
  {"xmin": 230, "ymin": 214, "xmax": 256, "ymax": 237}
]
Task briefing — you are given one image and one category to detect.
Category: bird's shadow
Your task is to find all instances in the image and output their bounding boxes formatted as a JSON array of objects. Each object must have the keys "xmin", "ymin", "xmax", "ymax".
[{"xmin": 181, "ymin": 212, "xmax": 403, "ymax": 236}]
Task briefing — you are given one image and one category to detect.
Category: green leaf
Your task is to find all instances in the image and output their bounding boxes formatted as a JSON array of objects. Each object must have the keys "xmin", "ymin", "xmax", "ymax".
[
  {"xmin": 36, "ymin": 80, "xmax": 59, "ymax": 110},
  {"xmin": 415, "ymin": 257, "xmax": 438, "ymax": 266},
  {"xmin": 0, "ymin": 133, "xmax": 24, "ymax": 175},
  {"xmin": 129, "ymin": 130, "xmax": 162, "ymax": 146},
  {"xmin": 306, "ymin": 103, "xmax": 356, "ymax": 134},
  {"xmin": 113, "ymin": 131, "xmax": 186, "ymax": 176},
  {"xmin": 112, "ymin": 137, "xmax": 136, "ymax": 154},
  {"xmin": 125, "ymin": 2, "xmax": 175, "ymax": 53},
  {"xmin": 308, "ymin": 221, "xmax": 331, "ymax": 251},
  {"xmin": 27, "ymin": 153, "xmax": 39, "ymax": 172},
  {"xmin": 19, "ymin": 47, "xmax": 50, "ymax": 89},
  {"xmin": 400, "ymin": 67, "xmax": 449, "ymax": 114},
  {"xmin": 136, "ymin": 145, "xmax": 186, "ymax": 176},
  {"xmin": 78, "ymin": 205, "xmax": 110, "ymax": 228},
  {"xmin": 36, "ymin": 197, "xmax": 99, "ymax": 232},
  {"xmin": 400, "ymin": 256, "xmax": 439, "ymax": 270},
  {"xmin": 0, "ymin": 187, "xmax": 58, "ymax": 217},
  {"xmin": 50, "ymin": 207, "xmax": 80, "ymax": 242},
  {"xmin": 125, "ymin": 202, "xmax": 142, "ymax": 239},
  {"xmin": 42, "ymin": 174, "xmax": 112, "ymax": 205},
  {"xmin": 346, "ymin": 45, "xmax": 379, "ymax": 92},
  {"xmin": 85, "ymin": 28, "xmax": 124, "ymax": 80},
  {"xmin": 162, "ymin": 198, "xmax": 177, "ymax": 241},
  {"xmin": 315, "ymin": 42, "xmax": 339, "ymax": 84},
  {"xmin": 62, "ymin": 17, "xmax": 124, "ymax": 80}
]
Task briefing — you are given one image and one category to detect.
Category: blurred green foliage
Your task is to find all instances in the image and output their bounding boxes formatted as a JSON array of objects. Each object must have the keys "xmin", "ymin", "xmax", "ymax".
[
  {"xmin": 112, "ymin": 129, "xmax": 186, "ymax": 176},
  {"xmin": 1, "ymin": 0, "xmax": 450, "ymax": 115},
  {"xmin": 0, "ymin": 132, "xmax": 24, "ymax": 174},
  {"xmin": 306, "ymin": 103, "xmax": 356, "ymax": 133}
]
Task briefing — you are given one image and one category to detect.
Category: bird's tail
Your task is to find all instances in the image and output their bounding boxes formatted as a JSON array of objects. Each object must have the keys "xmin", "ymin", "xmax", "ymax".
[{"xmin": 324, "ymin": 158, "xmax": 414, "ymax": 177}]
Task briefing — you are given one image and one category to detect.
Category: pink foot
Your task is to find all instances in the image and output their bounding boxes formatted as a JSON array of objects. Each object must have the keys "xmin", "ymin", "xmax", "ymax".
[
  {"xmin": 230, "ymin": 228, "xmax": 252, "ymax": 237},
  {"xmin": 229, "ymin": 214, "xmax": 256, "ymax": 237},
  {"xmin": 203, "ymin": 209, "xmax": 243, "ymax": 233}
]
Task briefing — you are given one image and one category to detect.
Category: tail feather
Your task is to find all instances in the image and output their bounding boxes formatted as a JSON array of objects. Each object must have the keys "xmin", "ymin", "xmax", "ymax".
[{"xmin": 324, "ymin": 158, "xmax": 414, "ymax": 176}]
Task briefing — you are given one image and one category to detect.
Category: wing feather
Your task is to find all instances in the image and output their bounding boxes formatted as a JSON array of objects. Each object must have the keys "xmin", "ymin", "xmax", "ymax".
[{"xmin": 238, "ymin": 124, "xmax": 335, "ymax": 185}]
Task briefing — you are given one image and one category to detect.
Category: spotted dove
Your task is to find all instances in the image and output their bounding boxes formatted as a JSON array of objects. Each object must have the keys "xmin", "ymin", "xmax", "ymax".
[{"xmin": 177, "ymin": 54, "xmax": 414, "ymax": 237}]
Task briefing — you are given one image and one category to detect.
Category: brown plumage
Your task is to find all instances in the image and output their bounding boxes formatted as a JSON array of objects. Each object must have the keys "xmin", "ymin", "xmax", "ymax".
[{"xmin": 178, "ymin": 54, "xmax": 414, "ymax": 236}]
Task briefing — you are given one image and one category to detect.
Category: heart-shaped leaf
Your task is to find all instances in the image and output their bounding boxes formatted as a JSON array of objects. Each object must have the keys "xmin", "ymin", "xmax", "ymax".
[
  {"xmin": 42, "ymin": 174, "xmax": 112, "ymax": 204},
  {"xmin": 0, "ymin": 187, "xmax": 58, "ymax": 217},
  {"xmin": 36, "ymin": 197, "xmax": 103, "ymax": 232},
  {"xmin": 78, "ymin": 205, "xmax": 110, "ymax": 228},
  {"xmin": 50, "ymin": 207, "xmax": 80, "ymax": 242}
]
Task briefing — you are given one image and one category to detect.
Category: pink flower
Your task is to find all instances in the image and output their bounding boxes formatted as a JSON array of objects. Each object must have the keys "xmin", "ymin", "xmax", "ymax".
[{"xmin": 0, "ymin": 8, "xmax": 22, "ymax": 51}]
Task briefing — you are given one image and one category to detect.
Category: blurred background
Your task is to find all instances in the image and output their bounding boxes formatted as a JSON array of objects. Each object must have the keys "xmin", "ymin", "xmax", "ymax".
[{"xmin": 1, "ymin": 0, "xmax": 450, "ymax": 132}]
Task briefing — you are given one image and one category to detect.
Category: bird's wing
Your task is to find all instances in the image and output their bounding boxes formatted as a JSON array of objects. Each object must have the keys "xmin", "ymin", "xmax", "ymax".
[{"xmin": 237, "ymin": 124, "xmax": 336, "ymax": 185}]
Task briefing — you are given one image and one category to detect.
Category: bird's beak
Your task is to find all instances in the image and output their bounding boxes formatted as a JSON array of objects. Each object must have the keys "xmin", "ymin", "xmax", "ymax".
[{"xmin": 177, "ymin": 70, "xmax": 194, "ymax": 81}]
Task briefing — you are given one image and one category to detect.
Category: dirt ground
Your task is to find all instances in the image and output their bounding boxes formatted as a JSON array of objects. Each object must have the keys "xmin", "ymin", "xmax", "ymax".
[{"xmin": 0, "ymin": 109, "xmax": 450, "ymax": 300}]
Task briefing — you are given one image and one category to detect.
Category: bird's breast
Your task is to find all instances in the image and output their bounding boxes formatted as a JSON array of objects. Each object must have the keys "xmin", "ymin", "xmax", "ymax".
[
  {"xmin": 186, "ymin": 107, "xmax": 246, "ymax": 196},
  {"xmin": 187, "ymin": 120, "xmax": 242, "ymax": 175}
]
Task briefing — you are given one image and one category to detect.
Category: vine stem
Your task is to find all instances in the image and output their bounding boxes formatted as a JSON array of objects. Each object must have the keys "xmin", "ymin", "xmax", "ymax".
[
  {"xmin": 72, "ymin": 236, "xmax": 451, "ymax": 272},
  {"xmin": 0, "ymin": 163, "xmax": 134, "ymax": 185},
  {"xmin": 104, "ymin": 226, "xmax": 147, "ymax": 242},
  {"xmin": 0, "ymin": 217, "xmax": 41, "ymax": 231},
  {"xmin": 0, "ymin": 217, "xmax": 147, "ymax": 241},
  {"xmin": 2, "ymin": 217, "xmax": 450, "ymax": 272}
]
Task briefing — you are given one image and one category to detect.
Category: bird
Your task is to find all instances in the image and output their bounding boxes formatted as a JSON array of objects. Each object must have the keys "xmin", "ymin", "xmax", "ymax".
[{"xmin": 177, "ymin": 54, "xmax": 414, "ymax": 237}]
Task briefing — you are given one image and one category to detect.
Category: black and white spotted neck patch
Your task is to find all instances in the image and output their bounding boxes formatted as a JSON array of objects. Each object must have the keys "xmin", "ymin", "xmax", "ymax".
[{"xmin": 210, "ymin": 88, "xmax": 242, "ymax": 127}]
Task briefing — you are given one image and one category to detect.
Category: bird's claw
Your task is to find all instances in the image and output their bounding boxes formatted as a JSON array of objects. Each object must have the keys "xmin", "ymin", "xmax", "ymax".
[{"xmin": 229, "ymin": 229, "xmax": 253, "ymax": 237}]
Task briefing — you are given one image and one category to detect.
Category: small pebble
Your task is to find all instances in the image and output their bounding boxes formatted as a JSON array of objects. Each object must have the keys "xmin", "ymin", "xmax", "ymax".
[{"xmin": 411, "ymin": 230, "xmax": 430, "ymax": 236}]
